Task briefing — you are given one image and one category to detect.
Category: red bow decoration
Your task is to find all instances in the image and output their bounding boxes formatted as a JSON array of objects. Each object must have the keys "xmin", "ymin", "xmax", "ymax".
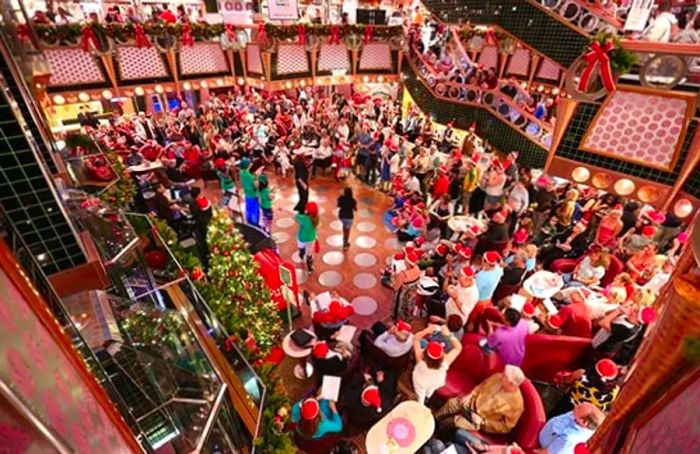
[
  {"xmin": 484, "ymin": 28, "xmax": 499, "ymax": 47},
  {"xmin": 257, "ymin": 22, "xmax": 267, "ymax": 44},
  {"xmin": 363, "ymin": 25, "xmax": 374, "ymax": 44},
  {"xmin": 191, "ymin": 266, "xmax": 205, "ymax": 281},
  {"xmin": 180, "ymin": 23, "xmax": 194, "ymax": 47},
  {"xmin": 225, "ymin": 23, "xmax": 235, "ymax": 41},
  {"xmin": 578, "ymin": 40, "xmax": 616, "ymax": 92},
  {"xmin": 16, "ymin": 24, "xmax": 38, "ymax": 48},
  {"xmin": 329, "ymin": 25, "xmax": 341, "ymax": 45},
  {"xmin": 297, "ymin": 24, "xmax": 306, "ymax": 45},
  {"xmin": 134, "ymin": 24, "xmax": 150, "ymax": 48},
  {"xmin": 81, "ymin": 25, "xmax": 99, "ymax": 52}
]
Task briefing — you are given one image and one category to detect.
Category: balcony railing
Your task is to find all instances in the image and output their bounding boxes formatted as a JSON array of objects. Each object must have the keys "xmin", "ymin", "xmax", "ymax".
[{"xmin": 408, "ymin": 47, "xmax": 554, "ymax": 150}]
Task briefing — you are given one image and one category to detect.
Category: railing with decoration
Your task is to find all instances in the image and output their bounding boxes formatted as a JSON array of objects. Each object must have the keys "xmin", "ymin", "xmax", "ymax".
[
  {"xmin": 8, "ymin": 22, "xmax": 404, "ymax": 96},
  {"xmin": 408, "ymin": 46, "xmax": 554, "ymax": 150},
  {"xmin": 534, "ymin": 0, "xmax": 623, "ymax": 35}
]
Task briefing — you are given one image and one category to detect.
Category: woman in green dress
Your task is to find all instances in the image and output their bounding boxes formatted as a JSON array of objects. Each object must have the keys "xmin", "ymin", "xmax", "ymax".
[{"xmin": 296, "ymin": 201, "xmax": 320, "ymax": 272}]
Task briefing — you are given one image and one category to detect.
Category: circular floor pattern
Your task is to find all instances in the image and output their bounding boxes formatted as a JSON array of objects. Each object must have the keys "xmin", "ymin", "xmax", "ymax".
[
  {"xmin": 275, "ymin": 217, "xmax": 295, "ymax": 228},
  {"xmin": 318, "ymin": 271, "xmax": 343, "ymax": 287},
  {"xmin": 385, "ymin": 256, "xmax": 392, "ymax": 266},
  {"xmin": 323, "ymin": 251, "xmax": 345, "ymax": 266},
  {"xmin": 329, "ymin": 220, "xmax": 343, "ymax": 231},
  {"xmin": 385, "ymin": 238, "xmax": 403, "ymax": 250},
  {"xmin": 291, "ymin": 251, "xmax": 303, "ymax": 263},
  {"xmin": 360, "ymin": 196, "xmax": 374, "ymax": 205},
  {"xmin": 351, "ymin": 296, "xmax": 378, "ymax": 316},
  {"xmin": 353, "ymin": 273, "xmax": 377, "ymax": 290},
  {"xmin": 357, "ymin": 221, "xmax": 376, "ymax": 232},
  {"xmin": 326, "ymin": 234, "xmax": 344, "ymax": 248},
  {"xmin": 355, "ymin": 236, "xmax": 377, "ymax": 249},
  {"xmin": 317, "ymin": 206, "xmax": 326, "ymax": 215},
  {"xmin": 312, "ymin": 195, "xmax": 328, "ymax": 204},
  {"xmin": 353, "ymin": 253, "xmax": 377, "ymax": 267},
  {"xmin": 359, "ymin": 208, "xmax": 374, "ymax": 218},
  {"xmin": 315, "ymin": 185, "xmax": 331, "ymax": 193},
  {"xmin": 272, "ymin": 231, "xmax": 289, "ymax": 244},
  {"xmin": 295, "ymin": 268, "xmax": 308, "ymax": 284}
]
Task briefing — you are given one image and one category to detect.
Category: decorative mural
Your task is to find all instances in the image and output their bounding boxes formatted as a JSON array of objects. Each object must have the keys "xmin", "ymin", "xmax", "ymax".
[
  {"xmin": 506, "ymin": 48, "xmax": 530, "ymax": 76},
  {"xmin": 478, "ymin": 46, "xmax": 499, "ymax": 71},
  {"xmin": 117, "ymin": 46, "xmax": 167, "ymax": 80},
  {"xmin": 246, "ymin": 43, "xmax": 263, "ymax": 74},
  {"xmin": 45, "ymin": 49, "xmax": 104, "ymax": 87},
  {"xmin": 318, "ymin": 44, "xmax": 351, "ymax": 73},
  {"xmin": 180, "ymin": 42, "xmax": 229, "ymax": 75},
  {"xmin": 276, "ymin": 44, "xmax": 310, "ymax": 75},
  {"xmin": 359, "ymin": 43, "xmax": 392, "ymax": 71},
  {"xmin": 582, "ymin": 89, "xmax": 692, "ymax": 171}
]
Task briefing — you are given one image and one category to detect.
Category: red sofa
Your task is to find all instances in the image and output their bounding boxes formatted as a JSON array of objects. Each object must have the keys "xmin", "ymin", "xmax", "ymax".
[{"xmin": 521, "ymin": 334, "xmax": 592, "ymax": 382}]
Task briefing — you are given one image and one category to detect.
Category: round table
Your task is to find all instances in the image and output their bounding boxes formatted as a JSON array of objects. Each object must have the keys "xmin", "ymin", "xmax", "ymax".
[
  {"xmin": 365, "ymin": 401, "xmax": 435, "ymax": 454},
  {"xmin": 447, "ymin": 215, "xmax": 486, "ymax": 234},
  {"xmin": 127, "ymin": 161, "xmax": 163, "ymax": 173},
  {"xmin": 282, "ymin": 329, "xmax": 316, "ymax": 379}
]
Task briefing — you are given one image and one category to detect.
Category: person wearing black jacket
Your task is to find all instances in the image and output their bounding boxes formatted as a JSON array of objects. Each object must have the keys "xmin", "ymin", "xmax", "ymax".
[{"xmin": 293, "ymin": 151, "xmax": 310, "ymax": 212}]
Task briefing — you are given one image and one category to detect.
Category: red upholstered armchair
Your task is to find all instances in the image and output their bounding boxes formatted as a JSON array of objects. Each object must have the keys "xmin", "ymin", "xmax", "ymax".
[
  {"xmin": 434, "ymin": 334, "xmax": 504, "ymax": 402},
  {"xmin": 521, "ymin": 334, "xmax": 592, "ymax": 383},
  {"xmin": 550, "ymin": 252, "xmax": 625, "ymax": 287},
  {"xmin": 477, "ymin": 379, "xmax": 547, "ymax": 450}
]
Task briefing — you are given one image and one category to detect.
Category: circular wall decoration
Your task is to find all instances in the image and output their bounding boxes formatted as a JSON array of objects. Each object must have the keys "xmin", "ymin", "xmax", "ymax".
[
  {"xmin": 591, "ymin": 172, "xmax": 611, "ymax": 189},
  {"xmin": 637, "ymin": 185, "xmax": 660, "ymax": 204},
  {"xmin": 640, "ymin": 54, "xmax": 686, "ymax": 90},
  {"xmin": 614, "ymin": 178, "xmax": 635, "ymax": 196}
]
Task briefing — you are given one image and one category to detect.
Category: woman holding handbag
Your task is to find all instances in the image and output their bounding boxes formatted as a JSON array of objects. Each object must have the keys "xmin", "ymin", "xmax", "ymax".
[{"xmin": 296, "ymin": 201, "xmax": 320, "ymax": 273}]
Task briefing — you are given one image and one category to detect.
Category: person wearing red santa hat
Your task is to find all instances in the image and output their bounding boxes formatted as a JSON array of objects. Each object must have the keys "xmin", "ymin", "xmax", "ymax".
[
  {"xmin": 445, "ymin": 265, "xmax": 480, "ymax": 326},
  {"xmin": 475, "ymin": 251, "xmax": 504, "ymax": 303},
  {"xmin": 310, "ymin": 339, "xmax": 354, "ymax": 379},
  {"xmin": 592, "ymin": 302, "xmax": 656, "ymax": 365},
  {"xmin": 295, "ymin": 201, "xmax": 320, "ymax": 272},
  {"xmin": 620, "ymin": 223, "xmax": 657, "ymax": 256},
  {"xmin": 431, "ymin": 164, "xmax": 452, "ymax": 201},
  {"xmin": 391, "ymin": 249, "xmax": 422, "ymax": 321},
  {"xmin": 372, "ymin": 319, "xmax": 414, "ymax": 358},
  {"xmin": 550, "ymin": 356, "xmax": 623, "ymax": 417},
  {"xmin": 412, "ymin": 326, "xmax": 462, "ymax": 404},
  {"xmin": 291, "ymin": 396, "xmax": 343, "ymax": 439},
  {"xmin": 361, "ymin": 385, "xmax": 382, "ymax": 413}
]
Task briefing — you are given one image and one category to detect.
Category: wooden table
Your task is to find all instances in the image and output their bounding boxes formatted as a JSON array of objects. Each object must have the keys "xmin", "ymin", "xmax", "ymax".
[
  {"xmin": 447, "ymin": 215, "xmax": 486, "ymax": 235},
  {"xmin": 282, "ymin": 329, "xmax": 316, "ymax": 379},
  {"xmin": 365, "ymin": 400, "xmax": 435, "ymax": 454}
]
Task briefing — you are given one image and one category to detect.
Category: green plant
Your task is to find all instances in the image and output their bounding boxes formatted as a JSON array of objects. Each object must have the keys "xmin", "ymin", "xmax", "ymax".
[{"xmin": 590, "ymin": 32, "xmax": 639, "ymax": 76}]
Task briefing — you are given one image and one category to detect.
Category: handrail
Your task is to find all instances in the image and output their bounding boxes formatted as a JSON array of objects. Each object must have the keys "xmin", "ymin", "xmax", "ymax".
[
  {"xmin": 410, "ymin": 47, "xmax": 554, "ymax": 136},
  {"xmin": 619, "ymin": 39, "xmax": 700, "ymax": 57},
  {"xmin": 527, "ymin": 0, "xmax": 620, "ymax": 35},
  {"xmin": 553, "ymin": 0, "xmax": 623, "ymax": 29}
]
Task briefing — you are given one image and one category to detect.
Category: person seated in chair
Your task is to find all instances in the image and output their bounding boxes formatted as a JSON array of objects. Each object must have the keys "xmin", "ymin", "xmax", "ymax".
[
  {"xmin": 311, "ymin": 340, "xmax": 354, "ymax": 377},
  {"xmin": 536, "ymin": 403, "xmax": 604, "ymax": 454},
  {"xmin": 433, "ymin": 365, "xmax": 525, "ymax": 435},
  {"xmin": 373, "ymin": 319, "xmax": 414, "ymax": 358},
  {"xmin": 291, "ymin": 396, "xmax": 343, "ymax": 439},
  {"xmin": 343, "ymin": 366, "xmax": 398, "ymax": 425}
]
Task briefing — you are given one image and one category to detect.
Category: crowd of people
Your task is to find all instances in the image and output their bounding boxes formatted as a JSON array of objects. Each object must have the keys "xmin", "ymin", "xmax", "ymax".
[{"xmin": 69, "ymin": 77, "xmax": 690, "ymax": 453}]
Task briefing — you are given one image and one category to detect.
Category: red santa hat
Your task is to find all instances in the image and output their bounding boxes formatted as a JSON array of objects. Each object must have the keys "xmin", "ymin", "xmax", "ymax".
[
  {"xmin": 415, "ymin": 236, "xmax": 426, "ymax": 247},
  {"xmin": 513, "ymin": 228, "xmax": 529, "ymax": 245},
  {"xmin": 483, "ymin": 251, "xmax": 501, "ymax": 266},
  {"xmin": 491, "ymin": 158, "xmax": 504, "ymax": 171},
  {"xmin": 573, "ymin": 443, "xmax": 590, "ymax": 454},
  {"xmin": 396, "ymin": 320, "xmax": 412, "ymax": 333},
  {"xmin": 214, "ymin": 157, "xmax": 226, "ymax": 169},
  {"xmin": 426, "ymin": 341, "xmax": 444, "ymax": 360},
  {"xmin": 301, "ymin": 398, "xmax": 320, "ymax": 420},
  {"xmin": 648, "ymin": 210, "xmax": 666, "ymax": 224},
  {"xmin": 411, "ymin": 217, "xmax": 424, "ymax": 229},
  {"xmin": 677, "ymin": 231, "xmax": 690, "ymax": 244},
  {"xmin": 610, "ymin": 204, "xmax": 623, "ymax": 215},
  {"xmin": 548, "ymin": 314, "xmax": 564, "ymax": 330},
  {"xmin": 312, "ymin": 341, "xmax": 329, "ymax": 359},
  {"xmin": 394, "ymin": 252, "xmax": 405, "ymax": 260},
  {"xmin": 491, "ymin": 209, "xmax": 508, "ymax": 224},
  {"xmin": 361, "ymin": 385, "xmax": 382, "ymax": 412},
  {"xmin": 305, "ymin": 202, "xmax": 319, "ymax": 217},
  {"xmin": 438, "ymin": 164, "xmax": 449, "ymax": 174},
  {"xmin": 639, "ymin": 306, "xmax": 656, "ymax": 324},
  {"xmin": 461, "ymin": 265, "xmax": 475, "ymax": 278},
  {"xmin": 641, "ymin": 225, "xmax": 656, "ymax": 238},
  {"xmin": 195, "ymin": 196, "xmax": 212, "ymax": 211},
  {"xmin": 522, "ymin": 302, "xmax": 535, "ymax": 317},
  {"xmin": 595, "ymin": 359, "xmax": 619, "ymax": 381},
  {"xmin": 404, "ymin": 250, "xmax": 419, "ymax": 265},
  {"xmin": 435, "ymin": 244, "xmax": 449, "ymax": 257},
  {"xmin": 455, "ymin": 243, "xmax": 473, "ymax": 259}
]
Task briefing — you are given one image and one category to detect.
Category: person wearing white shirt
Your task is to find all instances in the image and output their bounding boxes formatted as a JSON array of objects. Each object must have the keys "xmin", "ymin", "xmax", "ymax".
[
  {"xmin": 336, "ymin": 118, "xmax": 350, "ymax": 142},
  {"xmin": 445, "ymin": 265, "xmax": 480, "ymax": 325},
  {"xmin": 644, "ymin": 2, "xmax": 679, "ymax": 42},
  {"xmin": 374, "ymin": 320, "xmax": 414, "ymax": 358}
]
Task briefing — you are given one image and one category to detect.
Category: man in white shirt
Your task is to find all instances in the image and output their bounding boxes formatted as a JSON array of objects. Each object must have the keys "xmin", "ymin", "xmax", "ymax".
[
  {"xmin": 445, "ymin": 265, "xmax": 480, "ymax": 325},
  {"xmin": 644, "ymin": 1, "xmax": 679, "ymax": 42},
  {"xmin": 374, "ymin": 320, "xmax": 414, "ymax": 357}
]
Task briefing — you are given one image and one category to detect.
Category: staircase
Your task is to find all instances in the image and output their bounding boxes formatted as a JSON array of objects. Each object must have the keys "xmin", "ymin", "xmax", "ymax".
[
  {"xmin": 403, "ymin": 61, "xmax": 549, "ymax": 169},
  {"xmin": 421, "ymin": 0, "xmax": 604, "ymax": 67}
]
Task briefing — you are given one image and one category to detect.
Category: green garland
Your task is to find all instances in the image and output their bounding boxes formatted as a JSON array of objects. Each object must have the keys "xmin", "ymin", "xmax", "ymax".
[
  {"xmin": 457, "ymin": 25, "xmax": 509, "ymax": 43},
  {"xmin": 33, "ymin": 22, "xmax": 401, "ymax": 45},
  {"xmin": 150, "ymin": 213, "xmax": 292, "ymax": 452}
]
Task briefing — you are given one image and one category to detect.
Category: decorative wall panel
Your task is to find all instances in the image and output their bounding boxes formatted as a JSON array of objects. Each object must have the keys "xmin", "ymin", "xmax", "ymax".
[
  {"xmin": 318, "ymin": 44, "xmax": 350, "ymax": 73},
  {"xmin": 506, "ymin": 48, "xmax": 530, "ymax": 76},
  {"xmin": 246, "ymin": 44, "xmax": 263, "ymax": 74},
  {"xmin": 180, "ymin": 42, "xmax": 229, "ymax": 75},
  {"xmin": 45, "ymin": 49, "xmax": 104, "ymax": 87},
  {"xmin": 117, "ymin": 46, "xmax": 167, "ymax": 80},
  {"xmin": 478, "ymin": 46, "xmax": 499, "ymax": 71},
  {"xmin": 276, "ymin": 44, "xmax": 309, "ymax": 75},
  {"xmin": 582, "ymin": 90, "xmax": 691, "ymax": 171},
  {"xmin": 359, "ymin": 43, "xmax": 392, "ymax": 70},
  {"xmin": 536, "ymin": 58, "xmax": 561, "ymax": 80},
  {"xmin": 0, "ymin": 265, "xmax": 132, "ymax": 452}
]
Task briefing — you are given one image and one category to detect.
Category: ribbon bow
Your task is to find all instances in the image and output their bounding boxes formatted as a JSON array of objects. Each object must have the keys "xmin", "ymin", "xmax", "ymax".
[
  {"xmin": 134, "ymin": 24, "xmax": 150, "ymax": 48},
  {"xmin": 363, "ymin": 25, "xmax": 374, "ymax": 44},
  {"xmin": 180, "ymin": 23, "xmax": 194, "ymax": 47},
  {"xmin": 81, "ymin": 25, "xmax": 99, "ymax": 53},
  {"xmin": 484, "ymin": 28, "xmax": 499, "ymax": 47},
  {"xmin": 225, "ymin": 23, "xmax": 235, "ymax": 41},
  {"xmin": 16, "ymin": 24, "xmax": 38, "ymax": 48},
  {"xmin": 578, "ymin": 40, "xmax": 616, "ymax": 92},
  {"xmin": 297, "ymin": 24, "xmax": 306, "ymax": 45},
  {"xmin": 257, "ymin": 22, "xmax": 267, "ymax": 44},
  {"xmin": 329, "ymin": 24, "xmax": 341, "ymax": 45}
]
